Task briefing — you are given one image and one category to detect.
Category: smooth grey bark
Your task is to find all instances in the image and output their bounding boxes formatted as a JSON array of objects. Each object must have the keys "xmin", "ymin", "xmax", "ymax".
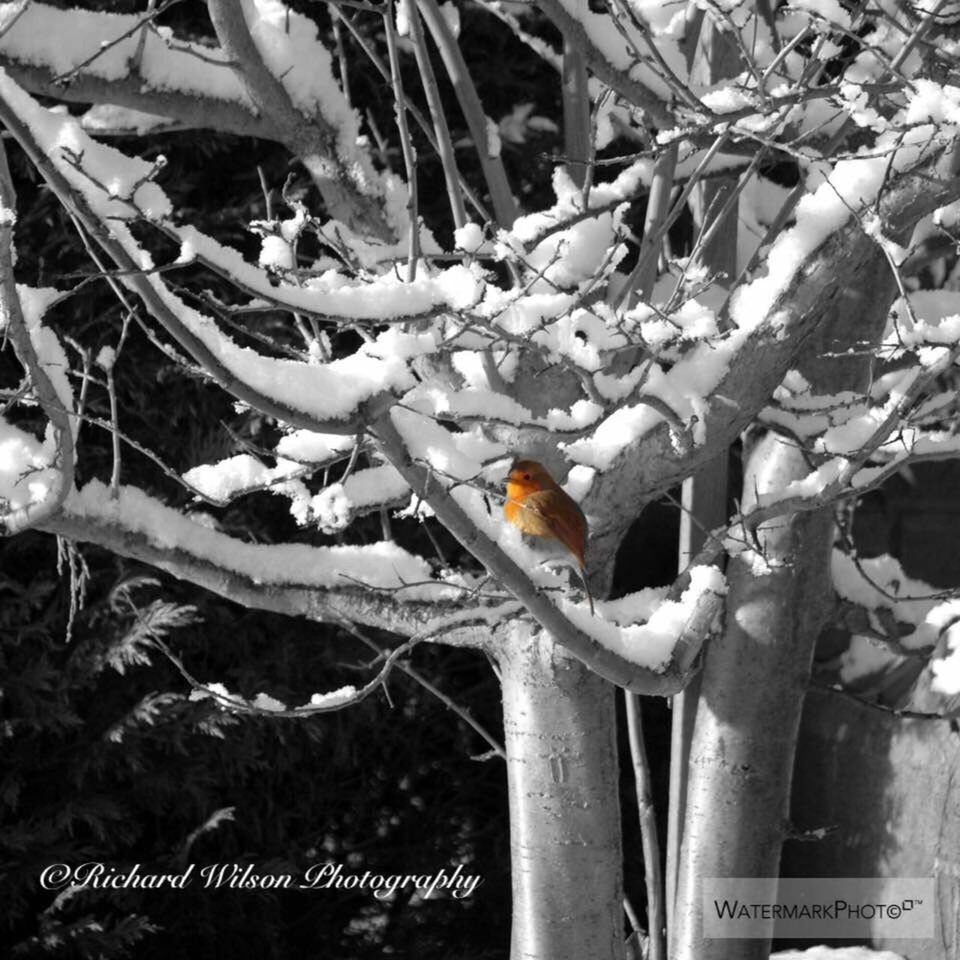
[
  {"xmin": 671, "ymin": 217, "xmax": 901, "ymax": 958},
  {"xmin": 499, "ymin": 624, "xmax": 625, "ymax": 960},
  {"xmin": 666, "ymin": 12, "xmax": 738, "ymax": 932},
  {"xmin": 671, "ymin": 432, "xmax": 835, "ymax": 960}
]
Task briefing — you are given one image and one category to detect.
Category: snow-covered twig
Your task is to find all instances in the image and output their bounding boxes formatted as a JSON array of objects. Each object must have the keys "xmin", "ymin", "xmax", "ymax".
[
  {"xmin": 206, "ymin": 0, "xmax": 393, "ymax": 240},
  {"xmin": 52, "ymin": 0, "xmax": 184, "ymax": 87},
  {"xmin": 0, "ymin": 138, "xmax": 75, "ymax": 534}
]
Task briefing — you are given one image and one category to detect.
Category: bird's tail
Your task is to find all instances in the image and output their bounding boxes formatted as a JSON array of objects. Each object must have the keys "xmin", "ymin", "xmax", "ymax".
[{"xmin": 579, "ymin": 567, "xmax": 595, "ymax": 616}]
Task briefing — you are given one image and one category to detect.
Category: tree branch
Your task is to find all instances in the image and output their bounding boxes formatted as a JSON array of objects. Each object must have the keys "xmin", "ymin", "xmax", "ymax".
[
  {"xmin": 0, "ymin": 139, "xmax": 75, "ymax": 534},
  {"xmin": 373, "ymin": 411, "xmax": 724, "ymax": 693},
  {"xmin": 0, "ymin": 3, "xmax": 274, "ymax": 138},
  {"xmin": 0, "ymin": 79, "xmax": 396, "ymax": 436},
  {"xmin": 40, "ymin": 491, "xmax": 495, "ymax": 645},
  {"xmin": 587, "ymin": 150, "xmax": 960, "ymax": 558},
  {"xmin": 206, "ymin": 0, "xmax": 392, "ymax": 240},
  {"xmin": 536, "ymin": 0, "xmax": 674, "ymax": 128}
]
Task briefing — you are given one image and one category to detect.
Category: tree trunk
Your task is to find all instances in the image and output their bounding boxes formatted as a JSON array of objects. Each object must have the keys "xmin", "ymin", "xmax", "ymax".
[
  {"xmin": 670, "ymin": 182, "xmax": 901, "ymax": 956},
  {"xmin": 671, "ymin": 433, "xmax": 835, "ymax": 960},
  {"xmin": 499, "ymin": 623, "xmax": 625, "ymax": 960}
]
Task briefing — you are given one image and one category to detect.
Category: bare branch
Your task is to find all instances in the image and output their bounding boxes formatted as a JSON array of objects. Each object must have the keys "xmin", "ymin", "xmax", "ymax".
[{"xmin": 536, "ymin": 0, "xmax": 674, "ymax": 128}]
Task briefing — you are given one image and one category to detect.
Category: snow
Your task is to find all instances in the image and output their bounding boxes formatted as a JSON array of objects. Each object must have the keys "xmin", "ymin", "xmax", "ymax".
[
  {"xmin": 183, "ymin": 454, "xmax": 302, "ymax": 503},
  {"xmin": 64, "ymin": 478, "xmax": 454, "ymax": 600},
  {"xmin": 454, "ymin": 223, "xmax": 484, "ymax": 253},
  {"xmin": 580, "ymin": 565, "xmax": 726, "ymax": 669},
  {"xmin": 0, "ymin": 419, "xmax": 62, "ymax": 514},
  {"xmin": 275, "ymin": 431, "xmax": 355, "ymax": 463},
  {"xmin": 259, "ymin": 235, "xmax": 294, "ymax": 270},
  {"xmin": 930, "ymin": 617, "xmax": 960, "ymax": 695},
  {"xmin": 252, "ymin": 692, "xmax": 286, "ymax": 712},
  {"xmin": 0, "ymin": 2, "xmax": 246, "ymax": 104},
  {"xmin": 175, "ymin": 225, "xmax": 486, "ymax": 319},
  {"xmin": 183, "ymin": 451, "xmax": 409, "ymax": 532},
  {"xmin": 80, "ymin": 103, "xmax": 176, "ymax": 137},
  {"xmin": 756, "ymin": 458, "xmax": 847, "ymax": 507},
  {"xmin": 830, "ymin": 551, "xmax": 960, "ymax": 694},
  {"xmin": 701, "ymin": 87, "xmax": 753, "ymax": 115},
  {"xmin": 240, "ymin": 0, "xmax": 374, "ymax": 186},
  {"xmin": 309, "ymin": 686, "xmax": 359, "ymax": 708},
  {"xmin": 789, "ymin": 0, "xmax": 852, "ymax": 28},
  {"xmin": 485, "ymin": 116, "xmax": 501, "ymax": 159},
  {"xmin": 395, "ymin": 0, "xmax": 412, "ymax": 36},
  {"xmin": 299, "ymin": 464, "xmax": 409, "ymax": 533},
  {"xmin": 96, "ymin": 345, "xmax": 116, "ymax": 372},
  {"xmin": 773, "ymin": 948, "xmax": 905, "ymax": 960}
]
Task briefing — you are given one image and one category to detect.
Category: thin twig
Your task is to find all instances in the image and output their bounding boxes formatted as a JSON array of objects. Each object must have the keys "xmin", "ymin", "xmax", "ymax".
[
  {"xmin": 416, "ymin": 0, "xmax": 517, "ymax": 226},
  {"xmin": 625, "ymin": 692, "xmax": 666, "ymax": 960},
  {"xmin": 408, "ymin": 0, "xmax": 467, "ymax": 230},
  {"xmin": 341, "ymin": 619, "xmax": 507, "ymax": 759},
  {"xmin": 53, "ymin": 0, "xmax": 185, "ymax": 86},
  {"xmin": 384, "ymin": 2, "xmax": 420, "ymax": 281}
]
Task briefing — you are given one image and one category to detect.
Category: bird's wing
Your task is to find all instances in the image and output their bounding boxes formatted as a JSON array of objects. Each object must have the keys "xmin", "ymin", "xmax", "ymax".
[{"xmin": 522, "ymin": 491, "xmax": 587, "ymax": 567}]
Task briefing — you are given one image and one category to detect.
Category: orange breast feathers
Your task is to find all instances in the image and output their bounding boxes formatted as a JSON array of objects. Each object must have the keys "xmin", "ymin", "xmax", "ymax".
[{"xmin": 503, "ymin": 459, "xmax": 593, "ymax": 611}]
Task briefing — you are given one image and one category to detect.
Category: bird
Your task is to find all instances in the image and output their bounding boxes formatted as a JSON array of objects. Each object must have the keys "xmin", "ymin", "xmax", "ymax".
[{"xmin": 503, "ymin": 459, "xmax": 594, "ymax": 614}]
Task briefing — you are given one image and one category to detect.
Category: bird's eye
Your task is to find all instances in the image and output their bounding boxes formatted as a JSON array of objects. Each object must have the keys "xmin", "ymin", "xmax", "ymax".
[{"xmin": 522, "ymin": 473, "xmax": 531, "ymax": 481}]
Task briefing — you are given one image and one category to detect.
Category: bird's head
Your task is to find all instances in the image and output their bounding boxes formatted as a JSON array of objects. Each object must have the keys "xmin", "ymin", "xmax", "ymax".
[{"xmin": 506, "ymin": 459, "xmax": 558, "ymax": 495}]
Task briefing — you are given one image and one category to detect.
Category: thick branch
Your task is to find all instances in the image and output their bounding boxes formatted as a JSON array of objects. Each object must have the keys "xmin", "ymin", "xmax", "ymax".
[
  {"xmin": 587, "ymin": 153, "xmax": 960, "ymax": 558},
  {"xmin": 41, "ymin": 503, "xmax": 490, "ymax": 645},
  {"xmin": 206, "ymin": 0, "xmax": 392, "ymax": 241},
  {"xmin": 374, "ymin": 412, "xmax": 723, "ymax": 693},
  {"xmin": 0, "ymin": 83, "xmax": 394, "ymax": 436},
  {"xmin": 0, "ymin": 58, "xmax": 274, "ymax": 140}
]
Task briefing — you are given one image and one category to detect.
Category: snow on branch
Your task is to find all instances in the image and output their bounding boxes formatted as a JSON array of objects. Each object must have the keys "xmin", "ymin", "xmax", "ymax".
[
  {"xmin": 0, "ymin": 0, "xmax": 391, "ymax": 239},
  {"xmin": 36, "ymin": 476, "xmax": 503, "ymax": 643},
  {"xmin": 0, "ymin": 2, "xmax": 270, "ymax": 136},
  {"xmin": 6, "ymin": 0, "xmax": 960, "ymax": 691},
  {"xmin": 831, "ymin": 549, "xmax": 960, "ymax": 704},
  {"xmin": 373, "ymin": 408, "xmax": 727, "ymax": 693},
  {"xmin": 0, "ymin": 150, "xmax": 75, "ymax": 533},
  {"xmin": 207, "ymin": 0, "xmax": 391, "ymax": 239},
  {"xmin": 0, "ymin": 73, "xmax": 417, "ymax": 434},
  {"xmin": 581, "ymin": 133, "xmax": 960, "ymax": 551}
]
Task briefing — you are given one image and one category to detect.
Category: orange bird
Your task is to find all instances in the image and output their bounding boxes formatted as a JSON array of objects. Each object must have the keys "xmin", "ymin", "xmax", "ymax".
[{"xmin": 503, "ymin": 459, "xmax": 594, "ymax": 613}]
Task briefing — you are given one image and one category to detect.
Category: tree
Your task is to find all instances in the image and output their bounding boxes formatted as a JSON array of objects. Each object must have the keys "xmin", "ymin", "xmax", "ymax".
[{"xmin": 2, "ymin": 1, "xmax": 960, "ymax": 958}]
